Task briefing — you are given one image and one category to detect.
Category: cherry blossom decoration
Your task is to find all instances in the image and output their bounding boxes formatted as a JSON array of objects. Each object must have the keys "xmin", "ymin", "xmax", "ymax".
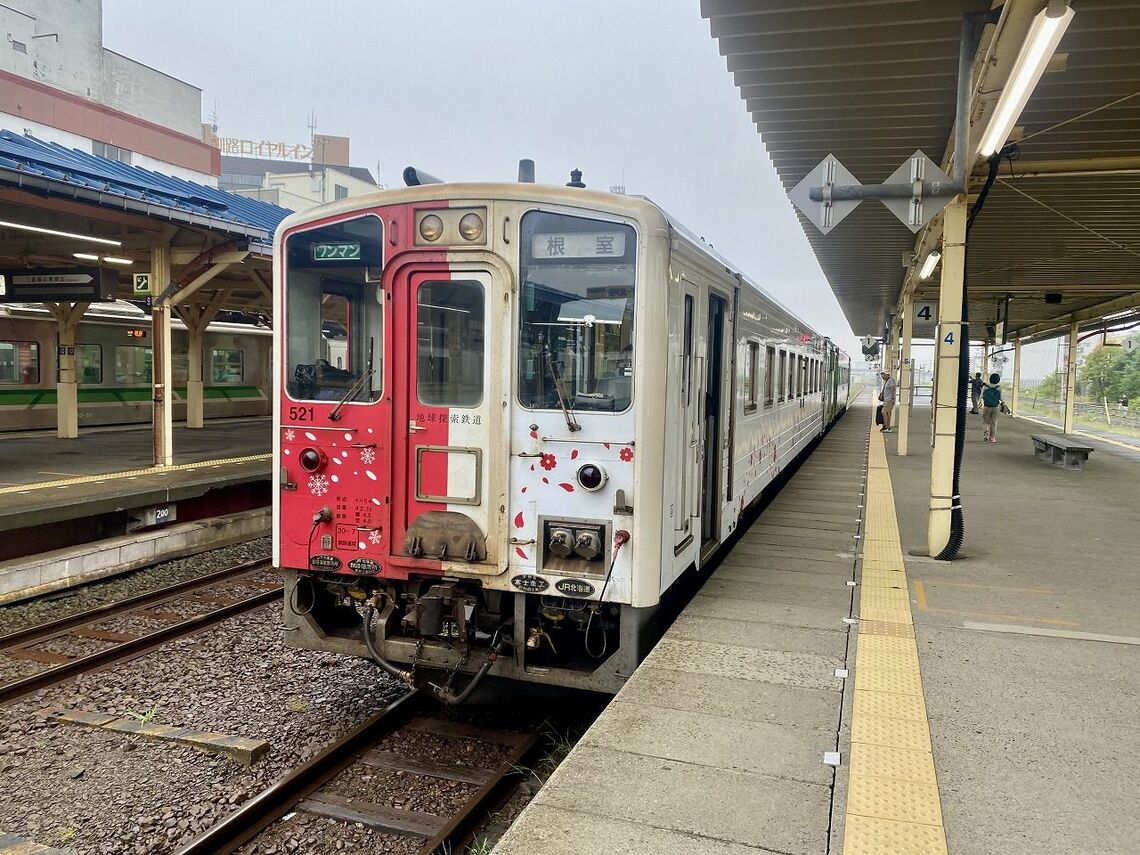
[
  {"xmin": 540, "ymin": 453, "xmax": 557, "ymax": 471},
  {"xmin": 619, "ymin": 447, "xmax": 634, "ymax": 462}
]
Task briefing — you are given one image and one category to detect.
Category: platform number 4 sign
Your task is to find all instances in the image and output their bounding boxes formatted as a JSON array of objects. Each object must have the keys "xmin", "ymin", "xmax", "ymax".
[
  {"xmin": 133, "ymin": 273, "xmax": 151, "ymax": 296},
  {"xmin": 913, "ymin": 301, "xmax": 937, "ymax": 326}
]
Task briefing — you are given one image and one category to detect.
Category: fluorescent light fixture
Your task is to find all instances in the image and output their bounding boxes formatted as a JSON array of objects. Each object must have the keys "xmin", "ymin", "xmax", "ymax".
[
  {"xmin": 101, "ymin": 256, "xmax": 133, "ymax": 265},
  {"xmin": 72, "ymin": 252, "xmax": 100, "ymax": 261},
  {"xmin": 977, "ymin": 2, "xmax": 1075, "ymax": 157},
  {"xmin": 0, "ymin": 219, "xmax": 122, "ymax": 247},
  {"xmin": 919, "ymin": 252, "xmax": 941, "ymax": 280}
]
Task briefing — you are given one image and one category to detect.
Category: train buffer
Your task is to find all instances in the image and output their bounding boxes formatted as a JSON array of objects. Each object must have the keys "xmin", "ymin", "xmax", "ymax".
[{"xmin": 1031, "ymin": 433, "xmax": 1094, "ymax": 470}]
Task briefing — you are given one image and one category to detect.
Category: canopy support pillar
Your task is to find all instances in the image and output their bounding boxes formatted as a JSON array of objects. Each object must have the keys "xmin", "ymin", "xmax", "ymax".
[
  {"xmin": 1063, "ymin": 320, "xmax": 1079, "ymax": 434},
  {"xmin": 45, "ymin": 302, "xmax": 89, "ymax": 439},
  {"xmin": 928, "ymin": 198, "xmax": 966, "ymax": 558},
  {"xmin": 898, "ymin": 292, "xmax": 914, "ymax": 456},
  {"xmin": 1011, "ymin": 336, "xmax": 1022, "ymax": 415},
  {"xmin": 151, "ymin": 242, "xmax": 173, "ymax": 467}
]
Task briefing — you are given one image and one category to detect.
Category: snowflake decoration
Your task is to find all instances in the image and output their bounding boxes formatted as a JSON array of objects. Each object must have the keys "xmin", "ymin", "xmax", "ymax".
[
  {"xmin": 284, "ymin": 429, "xmax": 295, "ymax": 442},
  {"xmin": 540, "ymin": 453, "xmax": 557, "ymax": 471},
  {"xmin": 360, "ymin": 447, "xmax": 376, "ymax": 465},
  {"xmin": 368, "ymin": 529, "xmax": 381, "ymax": 545},
  {"xmin": 308, "ymin": 473, "xmax": 329, "ymax": 496}
]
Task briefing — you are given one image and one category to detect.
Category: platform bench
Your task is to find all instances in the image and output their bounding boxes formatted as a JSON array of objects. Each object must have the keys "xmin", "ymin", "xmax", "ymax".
[{"xmin": 1031, "ymin": 433, "xmax": 1094, "ymax": 470}]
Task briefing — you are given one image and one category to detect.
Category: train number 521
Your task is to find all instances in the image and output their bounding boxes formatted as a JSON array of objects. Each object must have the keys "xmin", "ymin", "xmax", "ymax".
[{"xmin": 288, "ymin": 406, "xmax": 314, "ymax": 422}]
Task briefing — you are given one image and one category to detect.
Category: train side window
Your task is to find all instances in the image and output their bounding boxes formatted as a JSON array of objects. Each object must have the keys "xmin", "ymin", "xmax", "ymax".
[
  {"xmin": 417, "ymin": 280, "xmax": 485, "ymax": 407},
  {"xmin": 115, "ymin": 346, "xmax": 152, "ymax": 385},
  {"xmin": 682, "ymin": 295, "xmax": 693, "ymax": 405},
  {"xmin": 787, "ymin": 352, "xmax": 796, "ymax": 400},
  {"xmin": 0, "ymin": 341, "xmax": 39, "ymax": 384},
  {"xmin": 799, "ymin": 356, "xmax": 807, "ymax": 398},
  {"xmin": 777, "ymin": 349, "xmax": 787, "ymax": 402},
  {"xmin": 75, "ymin": 344, "xmax": 102, "ymax": 384},
  {"xmin": 764, "ymin": 345, "xmax": 775, "ymax": 407},
  {"xmin": 743, "ymin": 341, "xmax": 758, "ymax": 413},
  {"xmin": 211, "ymin": 349, "xmax": 244, "ymax": 384}
]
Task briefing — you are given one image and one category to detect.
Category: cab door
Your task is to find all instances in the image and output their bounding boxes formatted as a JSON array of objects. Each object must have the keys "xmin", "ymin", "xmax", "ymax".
[
  {"xmin": 390, "ymin": 265, "xmax": 504, "ymax": 572},
  {"xmin": 673, "ymin": 283, "xmax": 700, "ymax": 551}
]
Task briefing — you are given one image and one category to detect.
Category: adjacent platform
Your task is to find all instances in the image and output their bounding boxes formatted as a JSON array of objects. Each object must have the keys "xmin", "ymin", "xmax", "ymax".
[
  {"xmin": 495, "ymin": 410, "xmax": 867, "ymax": 854},
  {"xmin": 0, "ymin": 420, "xmax": 271, "ymax": 533}
]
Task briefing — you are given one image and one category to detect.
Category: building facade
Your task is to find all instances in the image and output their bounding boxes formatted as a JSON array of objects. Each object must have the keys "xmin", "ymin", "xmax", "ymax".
[{"xmin": 0, "ymin": 0, "xmax": 216, "ymax": 182}]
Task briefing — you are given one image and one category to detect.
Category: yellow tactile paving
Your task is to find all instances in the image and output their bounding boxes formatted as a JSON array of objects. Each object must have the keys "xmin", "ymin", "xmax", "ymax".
[
  {"xmin": 0, "ymin": 453, "xmax": 271, "ymax": 496},
  {"xmin": 844, "ymin": 416, "xmax": 948, "ymax": 855}
]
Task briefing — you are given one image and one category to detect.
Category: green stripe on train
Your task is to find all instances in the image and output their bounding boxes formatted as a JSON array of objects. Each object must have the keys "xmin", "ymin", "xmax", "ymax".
[{"xmin": 0, "ymin": 386, "xmax": 264, "ymax": 405}]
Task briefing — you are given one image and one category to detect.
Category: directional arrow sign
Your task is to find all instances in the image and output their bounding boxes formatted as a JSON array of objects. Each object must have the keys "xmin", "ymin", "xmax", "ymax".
[
  {"xmin": 0, "ymin": 267, "xmax": 118, "ymax": 303},
  {"xmin": 880, "ymin": 151, "xmax": 955, "ymax": 233},
  {"xmin": 789, "ymin": 154, "xmax": 861, "ymax": 235}
]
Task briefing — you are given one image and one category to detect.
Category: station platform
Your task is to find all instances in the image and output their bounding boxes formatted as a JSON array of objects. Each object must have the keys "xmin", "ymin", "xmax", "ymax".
[
  {"xmin": 495, "ymin": 400, "xmax": 1140, "ymax": 855},
  {"xmin": 495, "ymin": 408, "xmax": 867, "ymax": 855},
  {"xmin": 0, "ymin": 420, "xmax": 270, "ymax": 532}
]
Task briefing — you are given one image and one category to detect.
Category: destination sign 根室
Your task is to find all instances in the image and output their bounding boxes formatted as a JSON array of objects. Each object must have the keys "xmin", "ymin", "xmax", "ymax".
[{"xmin": 531, "ymin": 232, "xmax": 626, "ymax": 259}]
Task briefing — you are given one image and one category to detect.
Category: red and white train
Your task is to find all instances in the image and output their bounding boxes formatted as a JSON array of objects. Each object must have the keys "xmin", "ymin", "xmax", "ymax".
[{"xmin": 273, "ymin": 178, "xmax": 849, "ymax": 699}]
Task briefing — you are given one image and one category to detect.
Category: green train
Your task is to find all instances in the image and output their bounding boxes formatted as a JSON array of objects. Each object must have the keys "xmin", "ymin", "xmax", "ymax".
[{"xmin": 0, "ymin": 302, "xmax": 271, "ymax": 431}]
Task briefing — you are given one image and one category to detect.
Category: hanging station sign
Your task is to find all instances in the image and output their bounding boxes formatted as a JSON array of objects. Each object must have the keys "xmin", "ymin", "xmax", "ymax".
[{"xmin": 0, "ymin": 267, "xmax": 118, "ymax": 303}]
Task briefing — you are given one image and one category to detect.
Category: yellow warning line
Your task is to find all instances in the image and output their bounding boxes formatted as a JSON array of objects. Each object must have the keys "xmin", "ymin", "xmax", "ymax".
[
  {"xmin": 843, "ymin": 417, "xmax": 948, "ymax": 855},
  {"xmin": 0, "ymin": 453, "xmax": 271, "ymax": 496}
]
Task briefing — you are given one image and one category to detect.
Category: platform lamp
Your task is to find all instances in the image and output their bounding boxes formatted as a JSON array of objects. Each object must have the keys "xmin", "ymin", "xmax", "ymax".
[{"xmin": 977, "ymin": 0, "xmax": 1075, "ymax": 158}]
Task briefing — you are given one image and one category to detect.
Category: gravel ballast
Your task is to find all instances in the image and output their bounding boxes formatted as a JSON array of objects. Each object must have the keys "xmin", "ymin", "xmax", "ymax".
[
  {"xmin": 0, "ymin": 602, "xmax": 406, "ymax": 854},
  {"xmin": 0, "ymin": 538, "xmax": 271, "ymax": 638}
]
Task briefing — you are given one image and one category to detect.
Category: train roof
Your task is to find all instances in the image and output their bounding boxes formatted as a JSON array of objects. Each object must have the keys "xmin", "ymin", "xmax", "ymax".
[{"xmin": 0, "ymin": 301, "xmax": 271, "ymax": 334}]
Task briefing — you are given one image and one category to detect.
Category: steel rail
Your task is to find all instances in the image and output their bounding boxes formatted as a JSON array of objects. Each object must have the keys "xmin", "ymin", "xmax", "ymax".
[
  {"xmin": 0, "ymin": 585, "xmax": 282, "ymax": 706},
  {"xmin": 0, "ymin": 557, "xmax": 272, "ymax": 651},
  {"xmin": 417, "ymin": 729, "xmax": 541, "ymax": 855},
  {"xmin": 173, "ymin": 690, "xmax": 424, "ymax": 855}
]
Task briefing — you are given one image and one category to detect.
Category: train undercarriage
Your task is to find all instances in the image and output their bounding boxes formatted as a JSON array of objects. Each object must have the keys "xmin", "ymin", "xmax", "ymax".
[{"xmin": 282, "ymin": 569, "xmax": 656, "ymax": 698}]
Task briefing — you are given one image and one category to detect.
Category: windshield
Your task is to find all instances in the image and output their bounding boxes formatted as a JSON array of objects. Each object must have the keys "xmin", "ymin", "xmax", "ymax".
[
  {"xmin": 518, "ymin": 211, "xmax": 637, "ymax": 412},
  {"xmin": 284, "ymin": 215, "xmax": 383, "ymax": 403}
]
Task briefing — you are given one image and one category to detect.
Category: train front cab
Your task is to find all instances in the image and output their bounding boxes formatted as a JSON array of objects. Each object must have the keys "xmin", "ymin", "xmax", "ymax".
[{"xmin": 275, "ymin": 190, "xmax": 674, "ymax": 697}]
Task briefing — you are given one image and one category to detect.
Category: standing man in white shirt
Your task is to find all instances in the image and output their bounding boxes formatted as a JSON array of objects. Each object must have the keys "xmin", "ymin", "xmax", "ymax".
[{"xmin": 879, "ymin": 370, "xmax": 897, "ymax": 433}]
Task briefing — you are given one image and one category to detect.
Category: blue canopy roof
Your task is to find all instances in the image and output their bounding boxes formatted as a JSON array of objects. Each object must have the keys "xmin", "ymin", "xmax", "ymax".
[{"xmin": 0, "ymin": 130, "xmax": 289, "ymax": 247}]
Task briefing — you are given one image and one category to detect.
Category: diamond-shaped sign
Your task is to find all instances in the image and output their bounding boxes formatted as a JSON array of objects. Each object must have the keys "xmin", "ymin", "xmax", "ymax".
[
  {"xmin": 789, "ymin": 154, "xmax": 861, "ymax": 235},
  {"xmin": 880, "ymin": 151, "xmax": 954, "ymax": 233}
]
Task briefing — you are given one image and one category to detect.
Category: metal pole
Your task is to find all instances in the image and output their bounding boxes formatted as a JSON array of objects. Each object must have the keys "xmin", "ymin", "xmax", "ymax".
[
  {"xmin": 1011, "ymin": 336, "xmax": 1022, "ymax": 415},
  {"xmin": 151, "ymin": 243, "xmax": 173, "ymax": 467},
  {"xmin": 1063, "ymin": 320, "xmax": 1078, "ymax": 434},
  {"xmin": 898, "ymin": 294, "xmax": 914, "ymax": 455},
  {"xmin": 928, "ymin": 198, "xmax": 967, "ymax": 557}
]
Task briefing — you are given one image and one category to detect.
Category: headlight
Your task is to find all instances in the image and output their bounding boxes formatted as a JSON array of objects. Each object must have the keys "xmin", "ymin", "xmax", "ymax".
[
  {"xmin": 419, "ymin": 214, "xmax": 444, "ymax": 241},
  {"xmin": 299, "ymin": 448, "xmax": 325, "ymax": 472},
  {"xmin": 458, "ymin": 213, "xmax": 484, "ymax": 241},
  {"xmin": 576, "ymin": 464, "xmax": 607, "ymax": 491}
]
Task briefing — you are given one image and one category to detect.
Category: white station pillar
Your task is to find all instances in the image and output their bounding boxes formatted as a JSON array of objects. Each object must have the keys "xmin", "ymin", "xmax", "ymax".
[
  {"xmin": 1011, "ymin": 336, "xmax": 1022, "ymax": 415},
  {"xmin": 151, "ymin": 243, "xmax": 174, "ymax": 467},
  {"xmin": 48, "ymin": 302, "xmax": 89, "ymax": 439},
  {"xmin": 928, "ymin": 198, "xmax": 966, "ymax": 558},
  {"xmin": 1063, "ymin": 320, "xmax": 1079, "ymax": 434},
  {"xmin": 898, "ymin": 292, "xmax": 914, "ymax": 456}
]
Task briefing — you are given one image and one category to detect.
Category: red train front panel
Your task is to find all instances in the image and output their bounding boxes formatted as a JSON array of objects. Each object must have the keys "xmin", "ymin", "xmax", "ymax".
[{"xmin": 277, "ymin": 202, "xmax": 504, "ymax": 582}]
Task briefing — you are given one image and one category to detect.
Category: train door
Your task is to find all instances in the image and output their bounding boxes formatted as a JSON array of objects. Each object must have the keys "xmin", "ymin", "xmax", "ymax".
[
  {"xmin": 674, "ymin": 285, "xmax": 699, "ymax": 550},
  {"xmin": 700, "ymin": 292, "xmax": 728, "ymax": 548},
  {"xmin": 389, "ymin": 266, "xmax": 504, "ymax": 571}
]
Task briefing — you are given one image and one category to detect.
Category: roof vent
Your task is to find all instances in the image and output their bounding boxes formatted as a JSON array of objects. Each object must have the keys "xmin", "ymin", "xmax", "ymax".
[
  {"xmin": 566, "ymin": 168, "xmax": 585, "ymax": 189},
  {"xmin": 1044, "ymin": 292, "xmax": 1063, "ymax": 304},
  {"xmin": 518, "ymin": 159, "xmax": 535, "ymax": 183}
]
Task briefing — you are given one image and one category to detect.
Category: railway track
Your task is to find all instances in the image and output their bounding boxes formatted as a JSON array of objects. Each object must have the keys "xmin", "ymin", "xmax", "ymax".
[
  {"xmin": 176, "ymin": 690, "xmax": 539, "ymax": 855},
  {"xmin": 0, "ymin": 557, "xmax": 281, "ymax": 705}
]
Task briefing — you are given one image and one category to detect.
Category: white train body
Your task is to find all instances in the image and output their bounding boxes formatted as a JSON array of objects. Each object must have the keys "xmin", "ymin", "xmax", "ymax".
[{"xmin": 274, "ymin": 183, "xmax": 849, "ymax": 694}]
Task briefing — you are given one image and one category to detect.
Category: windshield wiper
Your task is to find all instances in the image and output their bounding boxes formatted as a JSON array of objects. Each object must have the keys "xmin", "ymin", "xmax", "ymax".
[
  {"xmin": 329, "ymin": 336, "xmax": 374, "ymax": 422},
  {"xmin": 542, "ymin": 343, "xmax": 581, "ymax": 433}
]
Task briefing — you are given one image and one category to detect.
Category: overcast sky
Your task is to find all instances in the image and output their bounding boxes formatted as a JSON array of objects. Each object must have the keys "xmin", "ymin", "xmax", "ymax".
[{"xmin": 104, "ymin": 0, "xmax": 860, "ymax": 357}]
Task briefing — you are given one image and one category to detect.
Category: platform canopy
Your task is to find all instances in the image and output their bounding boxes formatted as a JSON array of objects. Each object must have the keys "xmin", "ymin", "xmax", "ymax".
[
  {"xmin": 703, "ymin": 0, "xmax": 1140, "ymax": 342},
  {"xmin": 0, "ymin": 131, "xmax": 288, "ymax": 314}
]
